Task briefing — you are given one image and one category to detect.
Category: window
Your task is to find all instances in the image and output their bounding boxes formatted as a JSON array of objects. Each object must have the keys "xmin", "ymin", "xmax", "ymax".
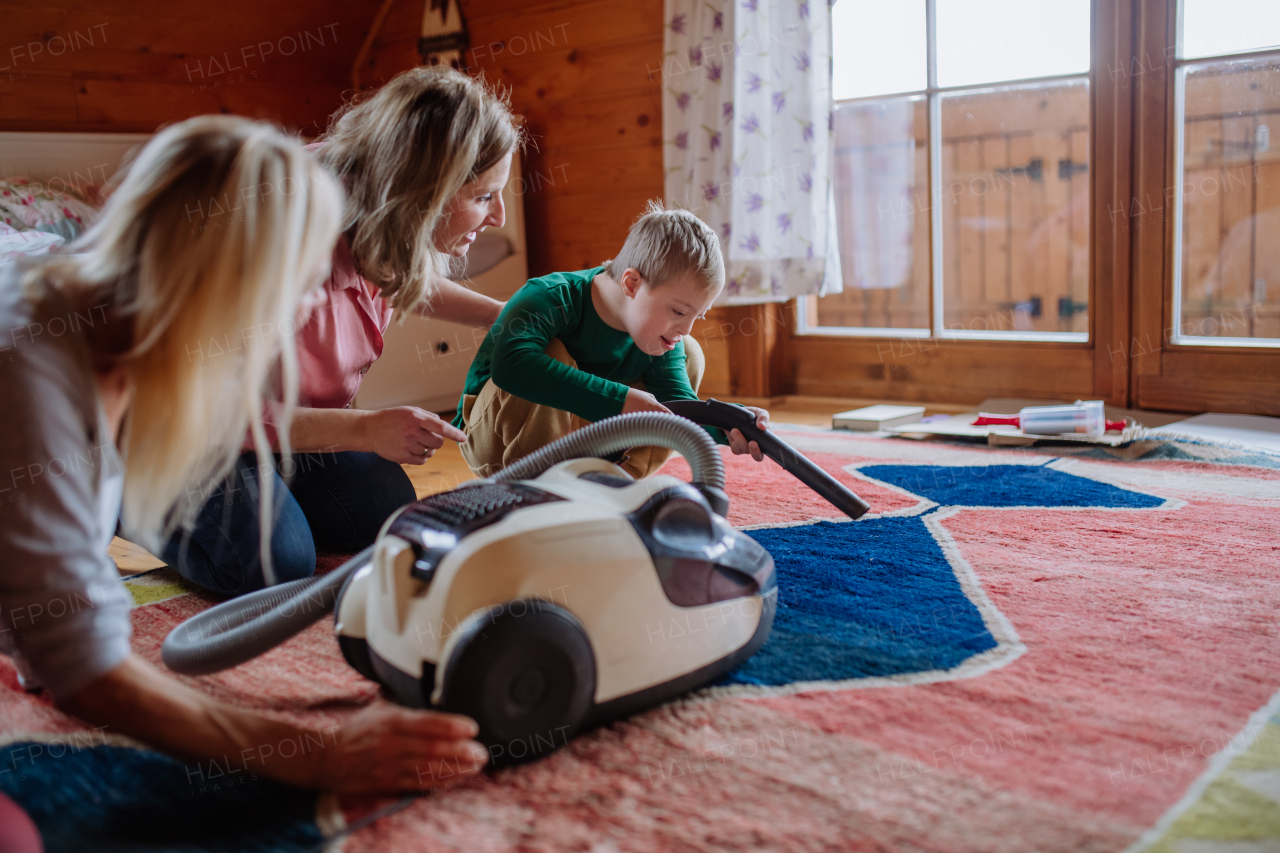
[
  {"xmin": 1172, "ymin": 0, "xmax": 1280, "ymax": 344},
  {"xmin": 773, "ymin": 0, "xmax": 1278, "ymax": 413},
  {"xmin": 803, "ymin": 0, "xmax": 1092, "ymax": 341}
]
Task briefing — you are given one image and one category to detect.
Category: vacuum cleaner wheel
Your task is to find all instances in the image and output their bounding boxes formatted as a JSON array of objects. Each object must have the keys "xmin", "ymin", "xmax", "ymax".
[
  {"xmin": 439, "ymin": 600, "xmax": 596, "ymax": 766},
  {"xmin": 337, "ymin": 635, "xmax": 379, "ymax": 684}
]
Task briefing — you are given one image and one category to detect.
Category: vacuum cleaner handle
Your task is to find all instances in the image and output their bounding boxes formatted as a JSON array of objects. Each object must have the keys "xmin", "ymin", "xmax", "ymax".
[{"xmin": 662, "ymin": 398, "xmax": 871, "ymax": 520}]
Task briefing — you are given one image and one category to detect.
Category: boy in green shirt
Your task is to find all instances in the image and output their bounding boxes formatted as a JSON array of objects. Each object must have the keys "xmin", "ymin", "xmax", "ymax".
[{"xmin": 455, "ymin": 202, "xmax": 769, "ymax": 479}]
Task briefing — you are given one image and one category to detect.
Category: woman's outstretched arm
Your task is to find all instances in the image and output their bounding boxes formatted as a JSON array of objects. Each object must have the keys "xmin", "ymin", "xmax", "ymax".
[
  {"xmin": 416, "ymin": 277, "xmax": 504, "ymax": 327},
  {"xmin": 60, "ymin": 655, "xmax": 488, "ymax": 793}
]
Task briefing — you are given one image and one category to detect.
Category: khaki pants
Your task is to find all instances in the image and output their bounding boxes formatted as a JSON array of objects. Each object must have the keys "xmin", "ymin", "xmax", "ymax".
[{"xmin": 460, "ymin": 335, "xmax": 706, "ymax": 481}]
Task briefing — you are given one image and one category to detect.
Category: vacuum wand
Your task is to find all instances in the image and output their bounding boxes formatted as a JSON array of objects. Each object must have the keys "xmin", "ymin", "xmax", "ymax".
[{"xmin": 663, "ymin": 398, "xmax": 871, "ymax": 520}]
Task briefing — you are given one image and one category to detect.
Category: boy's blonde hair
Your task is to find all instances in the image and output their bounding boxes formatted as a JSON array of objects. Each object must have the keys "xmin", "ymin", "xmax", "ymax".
[
  {"xmin": 603, "ymin": 201, "xmax": 724, "ymax": 291},
  {"xmin": 29, "ymin": 116, "xmax": 342, "ymax": 583},
  {"xmin": 319, "ymin": 66, "xmax": 522, "ymax": 316}
]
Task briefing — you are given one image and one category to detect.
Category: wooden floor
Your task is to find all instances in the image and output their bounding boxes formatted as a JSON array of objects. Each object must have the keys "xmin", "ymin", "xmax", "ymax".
[{"xmin": 108, "ymin": 394, "xmax": 1185, "ymax": 573}]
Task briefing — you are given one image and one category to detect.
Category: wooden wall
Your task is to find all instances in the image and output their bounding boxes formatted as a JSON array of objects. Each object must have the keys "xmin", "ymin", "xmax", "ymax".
[
  {"xmin": 0, "ymin": 0, "xmax": 749, "ymax": 397},
  {"xmin": 454, "ymin": 0, "xmax": 665, "ymax": 278},
  {"xmin": 0, "ymin": 0, "xmax": 394, "ymax": 135}
]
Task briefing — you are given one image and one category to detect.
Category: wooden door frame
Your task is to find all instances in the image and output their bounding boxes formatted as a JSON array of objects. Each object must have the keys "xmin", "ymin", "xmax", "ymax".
[
  {"xmin": 1130, "ymin": 0, "xmax": 1280, "ymax": 414},
  {"xmin": 698, "ymin": 0, "xmax": 1137, "ymax": 405},
  {"xmin": 1093, "ymin": 0, "xmax": 1137, "ymax": 406}
]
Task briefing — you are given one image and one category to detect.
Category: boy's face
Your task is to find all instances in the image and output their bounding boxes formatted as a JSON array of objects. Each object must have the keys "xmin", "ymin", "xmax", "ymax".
[{"xmin": 620, "ymin": 270, "xmax": 721, "ymax": 357}]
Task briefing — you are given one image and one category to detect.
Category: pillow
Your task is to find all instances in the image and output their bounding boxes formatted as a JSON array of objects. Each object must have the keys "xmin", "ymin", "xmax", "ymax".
[
  {"xmin": 0, "ymin": 177, "xmax": 99, "ymax": 242},
  {"xmin": 0, "ymin": 221, "xmax": 64, "ymax": 261}
]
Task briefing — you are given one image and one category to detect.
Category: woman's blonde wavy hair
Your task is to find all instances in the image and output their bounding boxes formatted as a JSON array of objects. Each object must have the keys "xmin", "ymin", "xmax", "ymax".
[
  {"xmin": 27, "ymin": 116, "xmax": 342, "ymax": 580},
  {"xmin": 318, "ymin": 66, "xmax": 521, "ymax": 316}
]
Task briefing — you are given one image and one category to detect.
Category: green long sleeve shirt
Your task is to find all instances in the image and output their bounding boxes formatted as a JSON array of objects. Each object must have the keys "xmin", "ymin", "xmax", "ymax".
[{"xmin": 454, "ymin": 267, "xmax": 724, "ymax": 443}]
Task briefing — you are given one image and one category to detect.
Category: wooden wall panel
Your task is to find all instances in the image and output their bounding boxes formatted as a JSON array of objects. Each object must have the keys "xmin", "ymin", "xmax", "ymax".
[
  {"xmin": 0, "ymin": 1, "xmax": 388, "ymax": 135},
  {"xmin": 455, "ymin": 0, "xmax": 666, "ymax": 278}
]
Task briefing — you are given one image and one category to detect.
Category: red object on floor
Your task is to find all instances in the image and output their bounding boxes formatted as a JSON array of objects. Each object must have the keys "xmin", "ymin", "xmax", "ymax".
[
  {"xmin": 0, "ymin": 792, "xmax": 42, "ymax": 853},
  {"xmin": 972, "ymin": 413, "xmax": 1128, "ymax": 431}
]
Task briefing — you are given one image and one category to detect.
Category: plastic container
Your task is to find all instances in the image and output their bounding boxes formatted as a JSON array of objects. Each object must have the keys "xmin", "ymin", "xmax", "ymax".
[{"xmin": 973, "ymin": 400, "xmax": 1125, "ymax": 437}]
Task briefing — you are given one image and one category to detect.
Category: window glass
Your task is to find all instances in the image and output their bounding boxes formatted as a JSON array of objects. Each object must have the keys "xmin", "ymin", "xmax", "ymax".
[
  {"xmin": 832, "ymin": 0, "xmax": 927, "ymax": 101},
  {"xmin": 939, "ymin": 81, "xmax": 1090, "ymax": 337},
  {"xmin": 1181, "ymin": 0, "xmax": 1280, "ymax": 60},
  {"xmin": 1176, "ymin": 58, "xmax": 1280, "ymax": 341},
  {"xmin": 936, "ymin": 0, "xmax": 1090, "ymax": 88},
  {"xmin": 809, "ymin": 1, "xmax": 1091, "ymax": 340},
  {"xmin": 818, "ymin": 97, "xmax": 930, "ymax": 331}
]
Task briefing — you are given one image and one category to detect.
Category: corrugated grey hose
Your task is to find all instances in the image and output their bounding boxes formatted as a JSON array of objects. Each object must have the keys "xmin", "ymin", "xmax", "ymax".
[
  {"xmin": 162, "ymin": 412, "xmax": 723, "ymax": 675},
  {"xmin": 162, "ymin": 544, "xmax": 375, "ymax": 675},
  {"xmin": 492, "ymin": 411, "xmax": 725, "ymax": 491}
]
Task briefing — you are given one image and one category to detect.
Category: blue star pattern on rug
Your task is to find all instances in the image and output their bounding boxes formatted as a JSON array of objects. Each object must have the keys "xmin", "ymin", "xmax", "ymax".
[
  {"xmin": 858, "ymin": 463, "xmax": 1167, "ymax": 509},
  {"xmin": 721, "ymin": 462, "xmax": 1170, "ymax": 690}
]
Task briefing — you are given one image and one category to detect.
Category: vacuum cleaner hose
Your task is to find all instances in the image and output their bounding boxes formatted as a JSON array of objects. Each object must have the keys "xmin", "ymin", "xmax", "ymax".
[
  {"xmin": 162, "ymin": 412, "xmax": 722, "ymax": 675},
  {"xmin": 492, "ymin": 411, "xmax": 724, "ymax": 490},
  {"xmin": 161, "ymin": 545, "xmax": 374, "ymax": 675}
]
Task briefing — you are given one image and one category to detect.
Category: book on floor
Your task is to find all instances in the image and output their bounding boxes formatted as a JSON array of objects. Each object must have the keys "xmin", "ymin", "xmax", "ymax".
[{"xmin": 832, "ymin": 405, "xmax": 926, "ymax": 431}]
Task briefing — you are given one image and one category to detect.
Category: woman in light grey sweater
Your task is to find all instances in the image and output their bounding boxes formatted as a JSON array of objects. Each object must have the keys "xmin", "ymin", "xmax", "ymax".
[{"xmin": 0, "ymin": 116, "xmax": 487, "ymax": 795}]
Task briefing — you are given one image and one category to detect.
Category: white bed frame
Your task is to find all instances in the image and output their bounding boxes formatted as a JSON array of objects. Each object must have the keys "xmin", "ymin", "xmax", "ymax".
[
  {"xmin": 0, "ymin": 131, "xmax": 529, "ymax": 415},
  {"xmin": 0, "ymin": 131, "xmax": 150, "ymax": 189}
]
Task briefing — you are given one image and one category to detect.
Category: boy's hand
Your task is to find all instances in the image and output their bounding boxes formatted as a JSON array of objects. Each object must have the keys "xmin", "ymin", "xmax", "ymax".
[
  {"xmin": 362, "ymin": 406, "xmax": 467, "ymax": 465},
  {"xmin": 621, "ymin": 387, "xmax": 672, "ymax": 416},
  {"xmin": 727, "ymin": 406, "xmax": 770, "ymax": 462}
]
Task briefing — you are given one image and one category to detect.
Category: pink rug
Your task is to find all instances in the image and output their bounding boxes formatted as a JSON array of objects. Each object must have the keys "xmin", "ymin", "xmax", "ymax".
[{"xmin": 3, "ymin": 429, "xmax": 1279, "ymax": 852}]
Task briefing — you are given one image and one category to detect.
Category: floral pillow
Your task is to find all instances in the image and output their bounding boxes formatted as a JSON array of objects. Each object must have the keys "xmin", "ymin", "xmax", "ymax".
[
  {"xmin": 0, "ymin": 177, "xmax": 100, "ymax": 242},
  {"xmin": 0, "ymin": 221, "xmax": 65, "ymax": 261}
]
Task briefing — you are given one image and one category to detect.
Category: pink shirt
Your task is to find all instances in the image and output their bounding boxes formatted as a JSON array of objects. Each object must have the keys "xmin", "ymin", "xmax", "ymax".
[
  {"xmin": 295, "ymin": 234, "xmax": 393, "ymax": 410},
  {"xmin": 254, "ymin": 236, "xmax": 391, "ymax": 448},
  {"xmin": 252, "ymin": 141, "xmax": 394, "ymax": 449},
  {"xmin": 295, "ymin": 139, "xmax": 394, "ymax": 410}
]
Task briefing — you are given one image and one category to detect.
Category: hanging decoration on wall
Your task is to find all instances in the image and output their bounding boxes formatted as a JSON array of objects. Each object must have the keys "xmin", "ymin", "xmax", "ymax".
[
  {"xmin": 418, "ymin": 0, "xmax": 470, "ymax": 70},
  {"xmin": 663, "ymin": 0, "xmax": 841, "ymax": 305}
]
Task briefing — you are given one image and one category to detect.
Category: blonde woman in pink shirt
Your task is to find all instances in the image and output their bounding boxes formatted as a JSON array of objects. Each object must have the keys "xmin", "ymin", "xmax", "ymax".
[{"xmin": 164, "ymin": 67, "xmax": 521, "ymax": 596}]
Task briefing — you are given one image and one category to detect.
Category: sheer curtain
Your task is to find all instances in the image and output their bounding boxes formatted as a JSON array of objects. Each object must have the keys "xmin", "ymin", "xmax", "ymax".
[
  {"xmin": 663, "ymin": 0, "xmax": 841, "ymax": 304},
  {"xmin": 837, "ymin": 100, "xmax": 915, "ymax": 291}
]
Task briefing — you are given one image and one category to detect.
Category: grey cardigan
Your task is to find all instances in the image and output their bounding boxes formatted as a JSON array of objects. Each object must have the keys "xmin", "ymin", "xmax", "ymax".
[{"xmin": 0, "ymin": 265, "xmax": 132, "ymax": 701}]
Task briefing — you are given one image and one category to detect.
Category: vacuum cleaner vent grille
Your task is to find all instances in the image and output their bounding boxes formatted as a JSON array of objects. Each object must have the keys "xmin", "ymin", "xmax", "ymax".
[
  {"xmin": 399, "ymin": 483, "xmax": 563, "ymax": 530},
  {"xmin": 418, "ymin": 485, "xmax": 522, "ymax": 526},
  {"xmin": 389, "ymin": 484, "xmax": 565, "ymax": 582}
]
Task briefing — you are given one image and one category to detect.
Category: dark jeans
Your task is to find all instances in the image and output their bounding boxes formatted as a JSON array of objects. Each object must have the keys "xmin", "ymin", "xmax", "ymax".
[{"xmin": 163, "ymin": 450, "xmax": 416, "ymax": 598}]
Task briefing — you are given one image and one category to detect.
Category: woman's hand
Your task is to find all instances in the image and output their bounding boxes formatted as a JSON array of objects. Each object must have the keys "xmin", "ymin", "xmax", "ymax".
[
  {"xmin": 308, "ymin": 704, "xmax": 488, "ymax": 793},
  {"xmin": 621, "ymin": 387, "xmax": 672, "ymax": 416},
  {"xmin": 60, "ymin": 656, "xmax": 488, "ymax": 797},
  {"xmin": 361, "ymin": 407, "xmax": 467, "ymax": 465},
  {"xmin": 727, "ymin": 407, "xmax": 770, "ymax": 461}
]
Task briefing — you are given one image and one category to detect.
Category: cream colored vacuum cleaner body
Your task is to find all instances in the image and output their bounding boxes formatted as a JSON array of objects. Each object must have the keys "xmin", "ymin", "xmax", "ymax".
[{"xmin": 334, "ymin": 456, "xmax": 776, "ymax": 765}]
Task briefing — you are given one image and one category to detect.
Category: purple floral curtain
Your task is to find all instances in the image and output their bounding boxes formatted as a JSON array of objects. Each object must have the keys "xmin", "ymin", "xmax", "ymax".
[{"xmin": 663, "ymin": 0, "xmax": 840, "ymax": 304}]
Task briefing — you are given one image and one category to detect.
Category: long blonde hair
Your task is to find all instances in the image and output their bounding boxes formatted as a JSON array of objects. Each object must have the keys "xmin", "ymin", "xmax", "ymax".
[
  {"xmin": 318, "ymin": 66, "xmax": 521, "ymax": 316},
  {"xmin": 29, "ymin": 116, "xmax": 342, "ymax": 579}
]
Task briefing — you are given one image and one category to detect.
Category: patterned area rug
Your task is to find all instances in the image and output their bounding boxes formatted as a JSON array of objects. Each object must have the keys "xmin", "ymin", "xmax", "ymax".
[{"xmin": 2, "ymin": 428, "xmax": 1279, "ymax": 852}]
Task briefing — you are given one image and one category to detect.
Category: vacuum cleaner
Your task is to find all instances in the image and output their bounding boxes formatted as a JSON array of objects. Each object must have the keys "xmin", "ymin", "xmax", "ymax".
[{"xmin": 163, "ymin": 403, "xmax": 868, "ymax": 765}]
